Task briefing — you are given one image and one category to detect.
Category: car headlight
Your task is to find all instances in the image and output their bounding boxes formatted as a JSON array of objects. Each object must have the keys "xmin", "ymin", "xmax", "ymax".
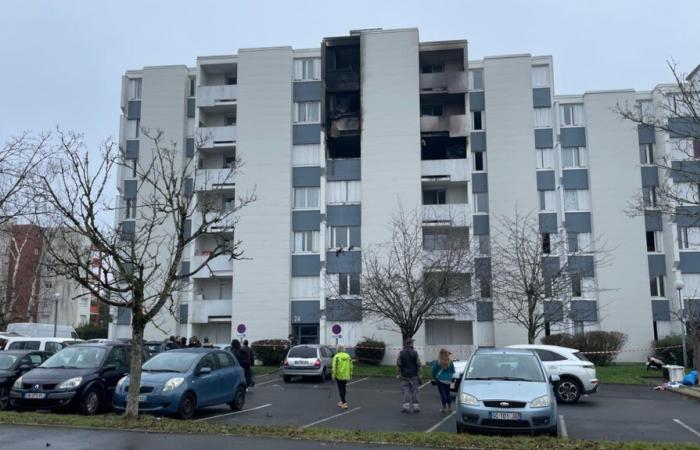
[
  {"xmin": 162, "ymin": 377, "xmax": 185, "ymax": 392},
  {"xmin": 459, "ymin": 392, "xmax": 479, "ymax": 406},
  {"xmin": 12, "ymin": 376, "xmax": 23, "ymax": 390},
  {"xmin": 531, "ymin": 395, "xmax": 551, "ymax": 408},
  {"xmin": 117, "ymin": 376, "xmax": 129, "ymax": 391},
  {"xmin": 57, "ymin": 377, "xmax": 83, "ymax": 390}
]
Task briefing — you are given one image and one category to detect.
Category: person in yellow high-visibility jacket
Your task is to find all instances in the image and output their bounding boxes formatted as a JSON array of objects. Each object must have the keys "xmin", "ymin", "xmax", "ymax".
[{"xmin": 332, "ymin": 344, "xmax": 353, "ymax": 409}]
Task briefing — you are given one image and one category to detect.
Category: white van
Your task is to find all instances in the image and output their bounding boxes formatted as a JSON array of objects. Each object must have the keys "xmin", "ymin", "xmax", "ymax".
[
  {"xmin": 6, "ymin": 323, "xmax": 79, "ymax": 339},
  {"xmin": 0, "ymin": 336, "xmax": 81, "ymax": 354}
]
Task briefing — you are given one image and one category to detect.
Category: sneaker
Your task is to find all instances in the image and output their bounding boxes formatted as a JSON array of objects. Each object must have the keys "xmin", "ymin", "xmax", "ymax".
[
  {"xmin": 401, "ymin": 408, "xmax": 411, "ymax": 414},
  {"xmin": 337, "ymin": 401, "xmax": 344, "ymax": 407},
  {"xmin": 341, "ymin": 403, "xmax": 349, "ymax": 410}
]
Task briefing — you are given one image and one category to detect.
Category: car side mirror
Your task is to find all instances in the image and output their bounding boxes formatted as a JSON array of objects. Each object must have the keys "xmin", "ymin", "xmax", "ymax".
[
  {"xmin": 198, "ymin": 366, "xmax": 212, "ymax": 375},
  {"xmin": 18, "ymin": 364, "xmax": 31, "ymax": 372},
  {"xmin": 102, "ymin": 364, "xmax": 116, "ymax": 373},
  {"xmin": 549, "ymin": 374, "xmax": 560, "ymax": 383}
]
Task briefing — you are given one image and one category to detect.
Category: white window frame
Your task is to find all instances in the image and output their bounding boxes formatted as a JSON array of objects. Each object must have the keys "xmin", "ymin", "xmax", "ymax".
[
  {"xmin": 581, "ymin": 277, "xmax": 596, "ymax": 298},
  {"xmin": 327, "ymin": 181, "xmax": 361, "ymax": 205},
  {"xmin": 468, "ymin": 69, "xmax": 483, "ymax": 91},
  {"xmin": 294, "ymin": 58, "xmax": 321, "ymax": 81},
  {"xmin": 294, "ymin": 101, "xmax": 320, "ymax": 124},
  {"xmin": 292, "ymin": 144, "xmax": 320, "ymax": 167},
  {"xmin": 564, "ymin": 189, "xmax": 590, "ymax": 211},
  {"xmin": 473, "ymin": 151, "xmax": 486, "ymax": 172},
  {"xmin": 291, "ymin": 277, "xmax": 319, "ymax": 299},
  {"xmin": 640, "ymin": 143, "xmax": 654, "ymax": 165},
  {"xmin": 125, "ymin": 199, "xmax": 136, "ymax": 219},
  {"xmin": 128, "ymin": 78, "xmax": 142, "ymax": 100},
  {"xmin": 650, "ymin": 275, "xmax": 666, "ymax": 298},
  {"xmin": 293, "ymin": 231, "xmax": 320, "ymax": 254},
  {"xmin": 473, "ymin": 192, "xmax": 489, "ymax": 213},
  {"xmin": 643, "ymin": 186, "xmax": 658, "ymax": 209},
  {"xmin": 560, "ymin": 103, "xmax": 584, "ymax": 127},
  {"xmin": 562, "ymin": 147, "xmax": 588, "ymax": 168},
  {"xmin": 531, "ymin": 65, "xmax": 550, "ymax": 88},
  {"xmin": 472, "ymin": 110, "xmax": 485, "ymax": 131},
  {"xmin": 328, "ymin": 226, "xmax": 359, "ymax": 249},
  {"xmin": 533, "ymin": 108, "xmax": 552, "ymax": 128},
  {"xmin": 293, "ymin": 187, "xmax": 320, "ymax": 209},
  {"xmin": 539, "ymin": 190, "xmax": 557, "ymax": 212},
  {"xmin": 536, "ymin": 148, "xmax": 554, "ymax": 169},
  {"xmin": 126, "ymin": 119, "xmax": 139, "ymax": 140},
  {"xmin": 679, "ymin": 227, "xmax": 700, "ymax": 250}
]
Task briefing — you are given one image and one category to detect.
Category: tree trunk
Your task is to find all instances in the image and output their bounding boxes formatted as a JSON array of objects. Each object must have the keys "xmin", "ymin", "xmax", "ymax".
[
  {"xmin": 692, "ymin": 330, "xmax": 700, "ymax": 371},
  {"xmin": 527, "ymin": 328, "xmax": 536, "ymax": 345},
  {"xmin": 125, "ymin": 321, "xmax": 145, "ymax": 419}
]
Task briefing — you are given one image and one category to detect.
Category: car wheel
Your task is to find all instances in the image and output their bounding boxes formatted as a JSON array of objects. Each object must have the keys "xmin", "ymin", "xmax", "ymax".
[
  {"xmin": 80, "ymin": 387, "xmax": 101, "ymax": 415},
  {"xmin": 555, "ymin": 378, "xmax": 582, "ymax": 404},
  {"xmin": 547, "ymin": 425, "xmax": 559, "ymax": 437},
  {"xmin": 177, "ymin": 391, "xmax": 196, "ymax": 420},
  {"xmin": 229, "ymin": 385, "xmax": 246, "ymax": 411},
  {"xmin": 0, "ymin": 387, "xmax": 9, "ymax": 410},
  {"xmin": 283, "ymin": 375, "xmax": 291, "ymax": 383}
]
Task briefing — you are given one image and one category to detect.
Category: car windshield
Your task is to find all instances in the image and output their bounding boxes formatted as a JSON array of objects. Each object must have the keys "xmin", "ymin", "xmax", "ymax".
[
  {"xmin": 0, "ymin": 354, "xmax": 18, "ymax": 370},
  {"xmin": 465, "ymin": 353, "xmax": 545, "ymax": 382},
  {"xmin": 41, "ymin": 346, "xmax": 107, "ymax": 369},
  {"xmin": 288, "ymin": 346, "xmax": 318, "ymax": 358},
  {"xmin": 142, "ymin": 352, "xmax": 200, "ymax": 373}
]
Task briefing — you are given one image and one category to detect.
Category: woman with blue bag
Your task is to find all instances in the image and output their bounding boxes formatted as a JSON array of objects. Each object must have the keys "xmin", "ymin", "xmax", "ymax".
[{"xmin": 431, "ymin": 348, "xmax": 456, "ymax": 413}]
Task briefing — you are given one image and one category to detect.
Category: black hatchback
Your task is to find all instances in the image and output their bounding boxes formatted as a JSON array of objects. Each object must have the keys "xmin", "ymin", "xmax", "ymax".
[
  {"xmin": 10, "ymin": 342, "xmax": 133, "ymax": 415},
  {"xmin": 0, "ymin": 350, "xmax": 51, "ymax": 410}
]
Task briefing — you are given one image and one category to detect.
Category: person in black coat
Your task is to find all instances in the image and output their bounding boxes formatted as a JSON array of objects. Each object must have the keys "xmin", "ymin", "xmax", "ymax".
[{"xmin": 240, "ymin": 340, "xmax": 255, "ymax": 387}]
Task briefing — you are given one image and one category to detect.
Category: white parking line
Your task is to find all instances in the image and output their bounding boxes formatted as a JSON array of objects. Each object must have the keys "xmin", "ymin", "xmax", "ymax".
[
  {"xmin": 194, "ymin": 403, "xmax": 272, "ymax": 422},
  {"xmin": 347, "ymin": 377, "xmax": 369, "ymax": 386},
  {"xmin": 254, "ymin": 379, "xmax": 279, "ymax": 387},
  {"xmin": 558, "ymin": 414, "xmax": 568, "ymax": 439},
  {"xmin": 418, "ymin": 381, "xmax": 432, "ymax": 390},
  {"xmin": 673, "ymin": 418, "xmax": 700, "ymax": 438},
  {"xmin": 299, "ymin": 407, "xmax": 361, "ymax": 429},
  {"xmin": 425, "ymin": 411, "xmax": 456, "ymax": 433}
]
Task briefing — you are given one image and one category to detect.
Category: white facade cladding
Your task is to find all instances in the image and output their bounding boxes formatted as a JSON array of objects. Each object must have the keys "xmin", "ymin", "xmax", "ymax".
[{"xmin": 112, "ymin": 28, "xmax": 696, "ymax": 362}]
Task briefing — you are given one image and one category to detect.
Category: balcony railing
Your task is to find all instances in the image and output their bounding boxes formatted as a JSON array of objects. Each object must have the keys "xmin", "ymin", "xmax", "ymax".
[
  {"xmin": 420, "ymin": 71, "xmax": 468, "ymax": 94},
  {"xmin": 197, "ymin": 84, "xmax": 237, "ymax": 108},
  {"xmin": 420, "ymin": 115, "xmax": 468, "ymax": 137},
  {"xmin": 191, "ymin": 297, "xmax": 231, "ymax": 324},
  {"xmin": 198, "ymin": 126, "xmax": 237, "ymax": 148},
  {"xmin": 190, "ymin": 254, "xmax": 233, "ymax": 279},
  {"xmin": 197, "ymin": 211, "xmax": 236, "ymax": 233},
  {"xmin": 421, "ymin": 159, "xmax": 469, "ymax": 182},
  {"xmin": 422, "ymin": 204, "xmax": 470, "ymax": 226},
  {"xmin": 194, "ymin": 168, "xmax": 235, "ymax": 192}
]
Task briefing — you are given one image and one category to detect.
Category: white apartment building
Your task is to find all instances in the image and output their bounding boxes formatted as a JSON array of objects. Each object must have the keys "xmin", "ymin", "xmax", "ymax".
[{"xmin": 111, "ymin": 28, "xmax": 698, "ymax": 362}]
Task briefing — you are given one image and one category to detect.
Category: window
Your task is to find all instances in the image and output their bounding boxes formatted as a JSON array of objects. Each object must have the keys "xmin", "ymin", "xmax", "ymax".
[
  {"xmin": 640, "ymin": 143, "xmax": 654, "ymax": 165},
  {"xmin": 473, "ymin": 151, "xmax": 486, "ymax": 171},
  {"xmin": 473, "ymin": 192, "xmax": 489, "ymax": 213},
  {"xmin": 188, "ymin": 77, "xmax": 196, "ymax": 97},
  {"xmin": 338, "ymin": 273, "xmax": 360, "ymax": 296},
  {"xmin": 562, "ymin": 147, "xmax": 588, "ymax": 168},
  {"xmin": 195, "ymin": 353, "xmax": 218, "ymax": 372},
  {"xmin": 421, "ymin": 63, "xmax": 444, "ymax": 73},
  {"xmin": 574, "ymin": 321, "xmax": 584, "ymax": 336},
  {"xmin": 293, "ymin": 231, "xmax": 319, "ymax": 253},
  {"xmin": 568, "ymin": 232, "xmax": 591, "ymax": 253},
  {"xmin": 646, "ymin": 231, "xmax": 663, "ymax": 252},
  {"xmin": 423, "ymin": 228, "xmax": 448, "ymax": 251},
  {"xmin": 421, "ymin": 104, "xmax": 443, "ymax": 116},
  {"xmin": 472, "ymin": 111, "xmax": 485, "ymax": 130},
  {"xmin": 560, "ymin": 104, "xmax": 584, "ymax": 127},
  {"xmin": 130, "ymin": 159, "xmax": 137, "ymax": 177},
  {"xmin": 536, "ymin": 148, "xmax": 554, "ymax": 169},
  {"xmin": 564, "ymin": 190, "xmax": 590, "ymax": 211},
  {"xmin": 294, "ymin": 101, "xmax": 320, "ymax": 123},
  {"xmin": 679, "ymin": 227, "xmax": 700, "ymax": 250},
  {"xmin": 480, "ymin": 278, "xmax": 491, "ymax": 298},
  {"xmin": 531, "ymin": 65, "xmax": 550, "ymax": 87},
  {"xmin": 216, "ymin": 352, "xmax": 235, "ymax": 368},
  {"xmin": 329, "ymin": 226, "xmax": 359, "ymax": 249},
  {"xmin": 128, "ymin": 78, "xmax": 142, "ymax": 100},
  {"xmin": 479, "ymin": 235, "xmax": 490, "ymax": 255},
  {"xmin": 571, "ymin": 274, "xmax": 582, "ymax": 297},
  {"xmin": 291, "ymin": 277, "xmax": 319, "ymax": 299},
  {"xmin": 225, "ymin": 116, "xmax": 236, "ymax": 126},
  {"xmin": 225, "ymin": 76, "xmax": 237, "ymax": 85},
  {"xmin": 650, "ymin": 275, "xmax": 665, "ymax": 297},
  {"xmin": 642, "ymin": 187, "xmax": 658, "ymax": 208},
  {"xmin": 292, "ymin": 144, "xmax": 320, "ymax": 167},
  {"xmin": 469, "ymin": 69, "xmax": 484, "ymax": 91},
  {"xmin": 125, "ymin": 199, "xmax": 136, "ymax": 219},
  {"xmin": 327, "ymin": 181, "xmax": 360, "ymax": 204},
  {"xmin": 126, "ymin": 119, "xmax": 139, "ymax": 139},
  {"xmin": 293, "ymin": 187, "xmax": 320, "ymax": 209},
  {"xmin": 45, "ymin": 342, "xmax": 62, "ymax": 354},
  {"xmin": 542, "ymin": 233, "xmax": 551, "ymax": 254},
  {"xmin": 539, "ymin": 190, "xmax": 557, "ymax": 211},
  {"xmin": 533, "ymin": 108, "xmax": 551, "ymax": 128},
  {"xmin": 535, "ymin": 349, "xmax": 566, "ymax": 362},
  {"xmin": 294, "ymin": 58, "xmax": 321, "ymax": 81},
  {"xmin": 638, "ymin": 100, "xmax": 653, "ymax": 122},
  {"xmin": 105, "ymin": 347, "xmax": 129, "ymax": 370},
  {"xmin": 422, "ymin": 189, "xmax": 446, "ymax": 205},
  {"xmin": 582, "ymin": 277, "xmax": 596, "ymax": 298}
]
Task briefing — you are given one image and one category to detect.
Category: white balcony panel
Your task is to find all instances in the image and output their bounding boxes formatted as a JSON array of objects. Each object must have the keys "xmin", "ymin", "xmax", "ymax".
[
  {"xmin": 448, "ymin": 114, "xmax": 469, "ymax": 137},
  {"xmin": 194, "ymin": 168, "xmax": 236, "ymax": 191},
  {"xmin": 191, "ymin": 298, "xmax": 231, "ymax": 323},
  {"xmin": 421, "ymin": 159, "xmax": 470, "ymax": 182},
  {"xmin": 197, "ymin": 84, "xmax": 238, "ymax": 108},
  {"xmin": 422, "ymin": 203, "xmax": 471, "ymax": 226},
  {"xmin": 420, "ymin": 71, "xmax": 468, "ymax": 93},
  {"xmin": 190, "ymin": 254, "xmax": 233, "ymax": 279},
  {"xmin": 420, "ymin": 115, "xmax": 449, "ymax": 133},
  {"xmin": 198, "ymin": 126, "xmax": 237, "ymax": 148}
]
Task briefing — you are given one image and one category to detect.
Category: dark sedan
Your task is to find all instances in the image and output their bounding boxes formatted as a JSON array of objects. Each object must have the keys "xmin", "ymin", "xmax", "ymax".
[
  {"xmin": 0, "ymin": 351, "xmax": 51, "ymax": 410},
  {"xmin": 10, "ymin": 342, "xmax": 132, "ymax": 415}
]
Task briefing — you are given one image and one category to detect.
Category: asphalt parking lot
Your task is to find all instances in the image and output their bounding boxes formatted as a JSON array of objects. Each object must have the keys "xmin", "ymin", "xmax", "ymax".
[{"xmin": 189, "ymin": 373, "xmax": 700, "ymax": 443}]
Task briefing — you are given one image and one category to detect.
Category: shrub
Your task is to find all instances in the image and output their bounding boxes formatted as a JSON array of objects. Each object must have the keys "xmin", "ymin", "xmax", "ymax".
[
  {"xmin": 354, "ymin": 337, "xmax": 386, "ymax": 366},
  {"xmin": 652, "ymin": 334, "xmax": 694, "ymax": 366},
  {"xmin": 75, "ymin": 324, "xmax": 108, "ymax": 340},
  {"xmin": 251, "ymin": 339, "xmax": 289, "ymax": 366},
  {"xmin": 541, "ymin": 331, "xmax": 627, "ymax": 366}
]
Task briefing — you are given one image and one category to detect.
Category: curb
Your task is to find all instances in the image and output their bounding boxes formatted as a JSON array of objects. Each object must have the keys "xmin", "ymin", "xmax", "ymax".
[{"xmin": 670, "ymin": 386, "xmax": 700, "ymax": 401}]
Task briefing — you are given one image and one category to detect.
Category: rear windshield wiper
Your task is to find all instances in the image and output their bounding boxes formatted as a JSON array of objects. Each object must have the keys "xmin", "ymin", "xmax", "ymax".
[
  {"xmin": 490, "ymin": 376, "xmax": 535, "ymax": 382},
  {"xmin": 144, "ymin": 369, "xmax": 180, "ymax": 373}
]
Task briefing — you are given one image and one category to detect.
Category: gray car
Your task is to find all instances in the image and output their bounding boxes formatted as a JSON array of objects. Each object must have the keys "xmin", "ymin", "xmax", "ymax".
[
  {"xmin": 456, "ymin": 348, "xmax": 558, "ymax": 436},
  {"xmin": 282, "ymin": 345, "xmax": 333, "ymax": 383}
]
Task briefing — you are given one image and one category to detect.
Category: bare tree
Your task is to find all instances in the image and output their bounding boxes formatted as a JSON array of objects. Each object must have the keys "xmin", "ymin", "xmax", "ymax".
[
  {"xmin": 342, "ymin": 207, "xmax": 477, "ymax": 342},
  {"xmin": 616, "ymin": 61, "xmax": 700, "ymax": 369},
  {"xmin": 38, "ymin": 129, "xmax": 254, "ymax": 418},
  {"xmin": 490, "ymin": 212, "xmax": 608, "ymax": 344}
]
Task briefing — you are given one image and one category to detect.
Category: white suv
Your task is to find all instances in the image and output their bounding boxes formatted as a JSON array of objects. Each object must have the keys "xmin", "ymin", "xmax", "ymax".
[{"xmin": 508, "ymin": 344, "xmax": 598, "ymax": 403}]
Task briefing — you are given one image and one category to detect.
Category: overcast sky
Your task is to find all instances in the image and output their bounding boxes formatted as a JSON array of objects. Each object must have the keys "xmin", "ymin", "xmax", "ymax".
[{"xmin": 1, "ymin": 0, "xmax": 698, "ymax": 152}]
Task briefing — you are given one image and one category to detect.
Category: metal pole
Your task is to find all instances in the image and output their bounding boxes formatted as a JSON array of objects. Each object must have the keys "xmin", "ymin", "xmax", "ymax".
[
  {"xmin": 53, "ymin": 295, "xmax": 59, "ymax": 338},
  {"xmin": 678, "ymin": 287, "xmax": 688, "ymax": 369}
]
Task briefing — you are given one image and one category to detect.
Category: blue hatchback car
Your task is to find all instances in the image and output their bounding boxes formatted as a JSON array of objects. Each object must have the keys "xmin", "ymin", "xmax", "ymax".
[{"xmin": 113, "ymin": 348, "xmax": 246, "ymax": 419}]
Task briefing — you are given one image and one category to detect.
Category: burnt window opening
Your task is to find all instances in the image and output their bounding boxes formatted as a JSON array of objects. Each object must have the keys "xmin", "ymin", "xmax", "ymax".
[
  {"xmin": 328, "ymin": 47, "xmax": 360, "ymax": 71},
  {"xmin": 421, "ymin": 135, "xmax": 466, "ymax": 160},
  {"xmin": 327, "ymin": 135, "xmax": 360, "ymax": 159}
]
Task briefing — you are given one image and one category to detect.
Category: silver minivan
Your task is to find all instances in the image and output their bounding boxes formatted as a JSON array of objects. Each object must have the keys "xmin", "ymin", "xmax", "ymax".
[{"xmin": 282, "ymin": 345, "xmax": 333, "ymax": 383}]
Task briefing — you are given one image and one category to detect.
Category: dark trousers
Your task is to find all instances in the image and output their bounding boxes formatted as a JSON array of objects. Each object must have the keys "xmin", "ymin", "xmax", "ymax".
[
  {"xmin": 337, "ymin": 380, "xmax": 347, "ymax": 403},
  {"xmin": 242, "ymin": 364, "xmax": 254, "ymax": 387},
  {"xmin": 436, "ymin": 382, "xmax": 451, "ymax": 406}
]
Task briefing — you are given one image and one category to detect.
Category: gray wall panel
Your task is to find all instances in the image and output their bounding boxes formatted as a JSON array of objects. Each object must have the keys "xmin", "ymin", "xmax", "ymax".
[
  {"xmin": 292, "ymin": 210, "xmax": 321, "ymax": 231},
  {"xmin": 536, "ymin": 170, "xmax": 555, "ymax": 191},
  {"xmin": 123, "ymin": 179, "xmax": 137, "ymax": 199},
  {"xmin": 293, "ymin": 124, "xmax": 321, "ymax": 144},
  {"xmin": 180, "ymin": 261, "xmax": 190, "ymax": 278},
  {"xmin": 675, "ymin": 206, "xmax": 700, "ymax": 227},
  {"xmin": 472, "ymin": 173, "xmax": 488, "ymax": 193},
  {"xmin": 127, "ymin": 100, "xmax": 141, "ymax": 119},
  {"xmin": 669, "ymin": 117, "xmax": 700, "ymax": 139},
  {"xmin": 651, "ymin": 300, "xmax": 670, "ymax": 321},
  {"xmin": 571, "ymin": 300, "xmax": 598, "ymax": 321},
  {"xmin": 679, "ymin": 252, "xmax": 700, "ymax": 273},
  {"xmin": 475, "ymin": 257, "xmax": 491, "ymax": 280},
  {"xmin": 291, "ymin": 300, "xmax": 321, "ymax": 323},
  {"xmin": 543, "ymin": 256, "xmax": 560, "ymax": 279},
  {"xmin": 179, "ymin": 304, "xmax": 188, "ymax": 324},
  {"xmin": 187, "ymin": 98, "xmax": 195, "ymax": 118},
  {"xmin": 539, "ymin": 213, "xmax": 558, "ymax": 233},
  {"xmin": 560, "ymin": 127, "xmax": 587, "ymax": 147},
  {"xmin": 671, "ymin": 160, "xmax": 700, "ymax": 183},
  {"xmin": 567, "ymin": 255, "xmax": 594, "ymax": 277},
  {"xmin": 116, "ymin": 307, "xmax": 132, "ymax": 325},
  {"xmin": 326, "ymin": 298, "xmax": 362, "ymax": 322},
  {"xmin": 293, "ymin": 166, "xmax": 321, "ymax": 187},
  {"xmin": 532, "ymin": 88, "xmax": 551, "ymax": 108},
  {"xmin": 327, "ymin": 205, "xmax": 361, "ymax": 226},
  {"xmin": 471, "ymin": 131, "xmax": 486, "ymax": 151},
  {"xmin": 473, "ymin": 214, "xmax": 489, "ymax": 235},
  {"xmin": 327, "ymin": 159, "xmax": 361, "ymax": 181},
  {"xmin": 647, "ymin": 254, "xmax": 666, "ymax": 276},
  {"xmin": 349, "ymin": 226, "xmax": 361, "ymax": 248},
  {"xmin": 326, "ymin": 251, "xmax": 361, "ymax": 274},
  {"xmin": 565, "ymin": 212, "xmax": 591, "ymax": 232},
  {"xmin": 534, "ymin": 128, "xmax": 553, "ymax": 149},
  {"xmin": 476, "ymin": 301, "xmax": 493, "ymax": 321},
  {"xmin": 186, "ymin": 138, "xmax": 195, "ymax": 158},
  {"xmin": 292, "ymin": 255, "xmax": 321, "ymax": 276},
  {"xmin": 645, "ymin": 211, "xmax": 663, "ymax": 231},
  {"xmin": 469, "ymin": 91, "xmax": 485, "ymax": 112},
  {"xmin": 293, "ymin": 81, "xmax": 322, "ymax": 102},
  {"xmin": 641, "ymin": 166, "xmax": 659, "ymax": 187},
  {"xmin": 125, "ymin": 140, "xmax": 139, "ymax": 159},
  {"xmin": 544, "ymin": 301, "xmax": 563, "ymax": 321},
  {"xmin": 562, "ymin": 169, "xmax": 589, "ymax": 190},
  {"xmin": 638, "ymin": 124, "xmax": 656, "ymax": 144}
]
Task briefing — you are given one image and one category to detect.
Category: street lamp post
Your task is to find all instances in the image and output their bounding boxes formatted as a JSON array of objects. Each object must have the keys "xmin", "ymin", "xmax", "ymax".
[
  {"xmin": 674, "ymin": 279, "xmax": 688, "ymax": 370},
  {"xmin": 53, "ymin": 293, "xmax": 60, "ymax": 338}
]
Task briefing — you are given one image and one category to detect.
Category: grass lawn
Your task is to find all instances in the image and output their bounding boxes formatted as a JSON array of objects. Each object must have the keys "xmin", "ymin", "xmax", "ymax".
[
  {"xmin": 596, "ymin": 363, "xmax": 661, "ymax": 385},
  {"xmin": 0, "ymin": 411, "xmax": 697, "ymax": 450}
]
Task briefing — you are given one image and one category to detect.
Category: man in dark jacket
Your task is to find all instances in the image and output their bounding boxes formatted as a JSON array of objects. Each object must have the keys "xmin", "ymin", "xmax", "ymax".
[
  {"xmin": 396, "ymin": 338, "xmax": 422, "ymax": 413},
  {"xmin": 239, "ymin": 340, "xmax": 255, "ymax": 388}
]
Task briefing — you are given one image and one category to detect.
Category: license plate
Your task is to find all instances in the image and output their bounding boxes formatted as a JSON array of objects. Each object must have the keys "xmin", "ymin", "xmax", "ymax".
[
  {"xmin": 295, "ymin": 360, "xmax": 309, "ymax": 365},
  {"xmin": 24, "ymin": 393, "xmax": 46, "ymax": 399},
  {"xmin": 490, "ymin": 411, "xmax": 521, "ymax": 420},
  {"xmin": 138, "ymin": 395, "xmax": 147, "ymax": 402}
]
